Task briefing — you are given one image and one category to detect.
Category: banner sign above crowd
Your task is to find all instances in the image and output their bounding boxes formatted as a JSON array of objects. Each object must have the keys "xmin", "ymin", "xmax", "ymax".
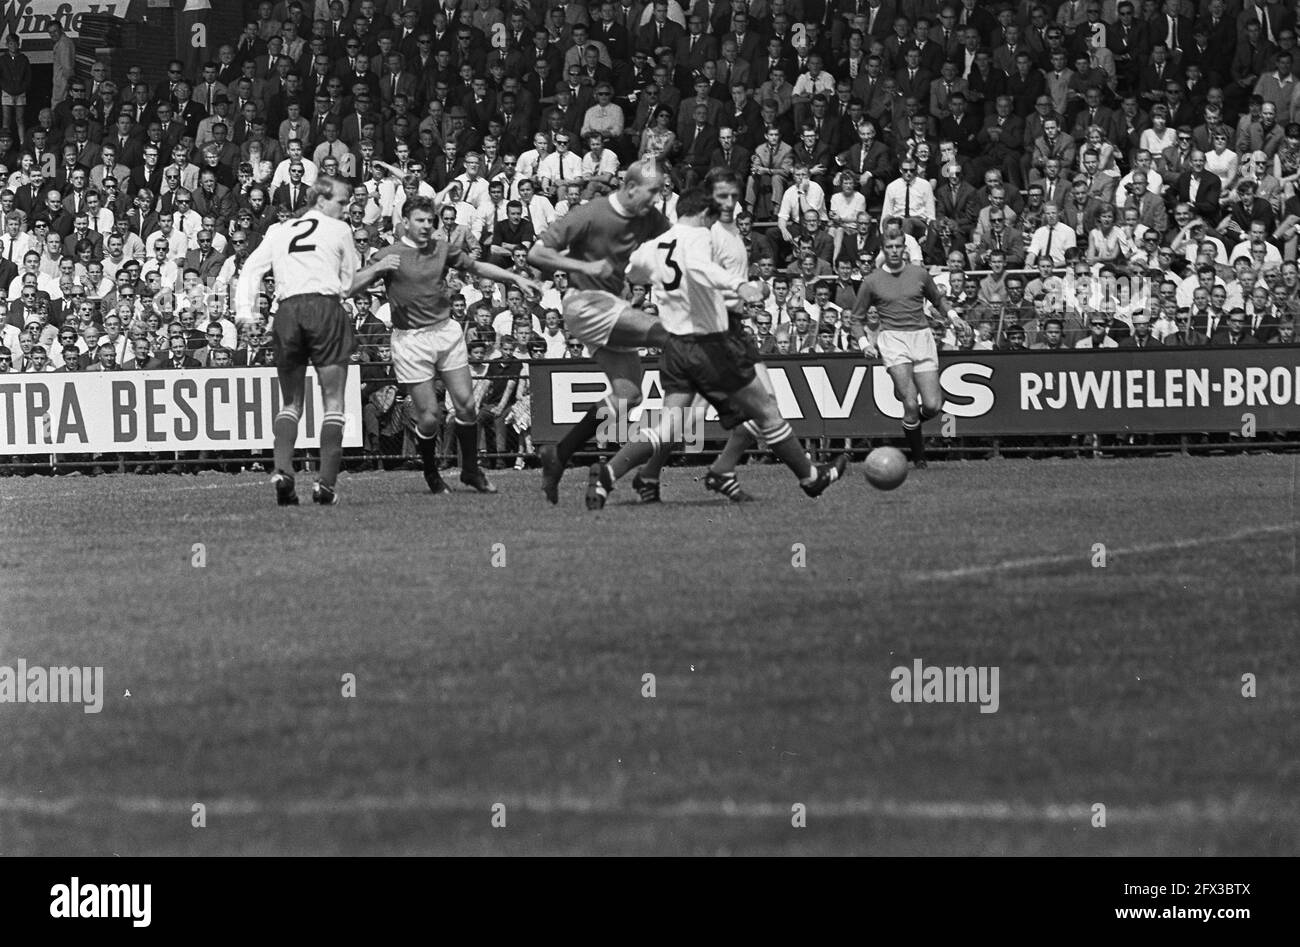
[
  {"xmin": 0, "ymin": 366, "xmax": 363, "ymax": 454},
  {"xmin": 3, "ymin": 1, "xmax": 128, "ymax": 62},
  {"xmin": 531, "ymin": 349, "xmax": 1300, "ymax": 442}
]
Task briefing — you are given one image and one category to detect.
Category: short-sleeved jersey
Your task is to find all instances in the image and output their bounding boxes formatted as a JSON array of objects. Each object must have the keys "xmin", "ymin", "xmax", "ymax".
[
  {"xmin": 374, "ymin": 236, "xmax": 471, "ymax": 331},
  {"xmin": 851, "ymin": 263, "xmax": 943, "ymax": 332},
  {"xmin": 710, "ymin": 219, "xmax": 748, "ymax": 283},
  {"xmin": 540, "ymin": 195, "xmax": 670, "ymax": 294},
  {"xmin": 627, "ymin": 224, "xmax": 734, "ymax": 336},
  {"xmin": 235, "ymin": 210, "xmax": 360, "ymax": 321}
]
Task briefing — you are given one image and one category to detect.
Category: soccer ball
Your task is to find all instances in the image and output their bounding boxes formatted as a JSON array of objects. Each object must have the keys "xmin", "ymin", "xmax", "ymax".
[{"xmin": 862, "ymin": 447, "xmax": 908, "ymax": 491}]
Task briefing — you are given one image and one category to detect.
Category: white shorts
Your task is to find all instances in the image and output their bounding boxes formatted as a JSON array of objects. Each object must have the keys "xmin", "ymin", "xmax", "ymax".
[
  {"xmin": 391, "ymin": 320, "xmax": 468, "ymax": 384},
  {"xmin": 877, "ymin": 328, "xmax": 939, "ymax": 373},
  {"xmin": 2, "ymin": 92, "xmax": 25, "ymax": 106},
  {"xmin": 562, "ymin": 289, "xmax": 634, "ymax": 352}
]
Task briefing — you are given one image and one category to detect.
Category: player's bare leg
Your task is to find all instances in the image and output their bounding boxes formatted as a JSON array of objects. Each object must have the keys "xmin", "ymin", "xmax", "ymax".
[
  {"xmin": 542, "ymin": 308, "xmax": 668, "ymax": 503},
  {"xmin": 408, "ymin": 379, "xmax": 451, "ymax": 494},
  {"xmin": 442, "ymin": 364, "xmax": 496, "ymax": 493},
  {"xmin": 312, "ymin": 363, "xmax": 349, "ymax": 505},
  {"xmin": 590, "ymin": 392, "xmax": 694, "ymax": 509},
  {"xmin": 581, "ymin": 347, "xmax": 649, "ymax": 509},
  {"xmin": 271, "ymin": 365, "xmax": 308, "ymax": 506},
  {"xmin": 891, "ymin": 364, "xmax": 942, "ymax": 468},
  {"xmin": 702, "ymin": 366, "xmax": 777, "ymax": 500}
]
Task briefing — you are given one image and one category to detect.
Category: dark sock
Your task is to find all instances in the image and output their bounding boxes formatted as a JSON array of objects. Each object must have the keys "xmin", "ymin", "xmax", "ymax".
[
  {"xmin": 318, "ymin": 413, "xmax": 345, "ymax": 488},
  {"xmin": 415, "ymin": 427, "xmax": 440, "ymax": 470},
  {"xmin": 454, "ymin": 418, "xmax": 480, "ymax": 471},
  {"xmin": 273, "ymin": 412, "xmax": 298, "ymax": 476},
  {"xmin": 555, "ymin": 403, "xmax": 604, "ymax": 465},
  {"xmin": 903, "ymin": 420, "xmax": 925, "ymax": 464}
]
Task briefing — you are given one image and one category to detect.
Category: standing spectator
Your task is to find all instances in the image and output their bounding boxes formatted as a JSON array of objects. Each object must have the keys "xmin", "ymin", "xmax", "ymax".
[
  {"xmin": 48, "ymin": 24, "xmax": 75, "ymax": 108},
  {"xmin": 0, "ymin": 34, "xmax": 30, "ymax": 145}
]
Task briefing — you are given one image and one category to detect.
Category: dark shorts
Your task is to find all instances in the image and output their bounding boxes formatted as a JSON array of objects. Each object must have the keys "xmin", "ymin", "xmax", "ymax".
[
  {"xmin": 659, "ymin": 332, "xmax": 756, "ymax": 430},
  {"xmin": 728, "ymin": 312, "xmax": 762, "ymax": 363},
  {"xmin": 272, "ymin": 295, "xmax": 354, "ymax": 369}
]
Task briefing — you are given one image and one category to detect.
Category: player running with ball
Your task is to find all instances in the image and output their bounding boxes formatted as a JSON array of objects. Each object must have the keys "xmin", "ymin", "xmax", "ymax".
[
  {"xmin": 585, "ymin": 187, "xmax": 848, "ymax": 509},
  {"xmin": 353, "ymin": 195, "xmax": 543, "ymax": 494},
  {"xmin": 526, "ymin": 159, "xmax": 671, "ymax": 504},
  {"xmin": 849, "ymin": 225, "xmax": 967, "ymax": 468}
]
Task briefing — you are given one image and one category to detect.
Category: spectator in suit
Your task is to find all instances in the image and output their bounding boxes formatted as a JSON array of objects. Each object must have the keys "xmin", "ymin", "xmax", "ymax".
[
  {"xmin": 757, "ymin": 64, "xmax": 795, "ymax": 117},
  {"xmin": 676, "ymin": 14, "xmax": 718, "ymax": 72},
  {"xmin": 676, "ymin": 103, "xmax": 719, "ymax": 187},
  {"xmin": 709, "ymin": 125, "xmax": 750, "ymax": 190},
  {"xmin": 1173, "ymin": 150, "xmax": 1223, "ymax": 218},
  {"xmin": 637, "ymin": 1, "xmax": 686, "ymax": 58},
  {"xmin": 272, "ymin": 161, "xmax": 311, "ymax": 211},
  {"xmin": 934, "ymin": 160, "xmax": 979, "ymax": 238},
  {"xmin": 747, "ymin": 125, "xmax": 794, "ymax": 216},
  {"xmin": 183, "ymin": 230, "xmax": 226, "ymax": 286},
  {"xmin": 1211, "ymin": 308, "xmax": 1261, "ymax": 345},
  {"xmin": 971, "ymin": 209, "xmax": 1026, "ymax": 267}
]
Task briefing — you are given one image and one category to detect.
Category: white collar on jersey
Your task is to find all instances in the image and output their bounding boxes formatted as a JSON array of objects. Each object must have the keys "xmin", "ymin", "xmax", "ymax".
[{"xmin": 608, "ymin": 192, "xmax": 631, "ymax": 217}]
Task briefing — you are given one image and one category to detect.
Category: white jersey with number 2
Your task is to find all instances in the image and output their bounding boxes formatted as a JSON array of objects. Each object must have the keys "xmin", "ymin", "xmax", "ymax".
[
  {"xmin": 234, "ymin": 209, "xmax": 360, "ymax": 322},
  {"xmin": 626, "ymin": 223, "xmax": 736, "ymax": 336}
]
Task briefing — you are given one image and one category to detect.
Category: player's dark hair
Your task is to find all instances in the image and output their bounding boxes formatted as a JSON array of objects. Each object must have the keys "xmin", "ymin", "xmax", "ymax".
[
  {"xmin": 675, "ymin": 186, "xmax": 717, "ymax": 220},
  {"xmin": 705, "ymin": 167, "xmax": 740, "ymax": 191},
  {"xmin": 403, "ymin": 195, "xmax": 437, "ymax": 218}
]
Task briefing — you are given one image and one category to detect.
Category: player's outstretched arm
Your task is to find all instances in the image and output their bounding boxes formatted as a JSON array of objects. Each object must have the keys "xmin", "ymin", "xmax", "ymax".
[
  {"xmin": 527, "ymin": 242, "xmax": 614, "ymax": 281},
  {"xmin": 467, "ymin": 257, "xmax": 544, "ymax": 300},
  {"xmin": 233, "ymin": 235, "xmax": 276, "ymax": 324},
  {"xmin": 348, "ymin": 253, "xmax": 402, "ymax": 296}
]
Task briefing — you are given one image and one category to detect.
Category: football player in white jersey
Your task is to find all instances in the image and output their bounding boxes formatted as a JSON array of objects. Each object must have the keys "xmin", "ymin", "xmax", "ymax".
[
  {"xmin": 585, "ymin": 187, "xmax": 848, "ymax": 509},
  {"xmin": 236, "ymin": 174, "xmax": 399, "ymax": 506},
  {"xmin": 628, "ymin": 168, "xmax": 781, "ymax": 503}
]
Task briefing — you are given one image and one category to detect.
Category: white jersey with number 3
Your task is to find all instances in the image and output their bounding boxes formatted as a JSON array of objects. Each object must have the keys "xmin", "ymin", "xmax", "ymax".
[
  {"xmin": 234, "ymin": 209, "xmax": 360, "ymax": 321},
  {"xmin": 626, "ymin": 223, "xmax": 735, "ymax": 336}
]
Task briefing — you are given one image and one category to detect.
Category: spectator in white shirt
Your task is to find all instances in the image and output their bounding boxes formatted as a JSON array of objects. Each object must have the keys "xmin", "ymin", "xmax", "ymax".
[
  {"xmin": 270, "ymin": 141, "xmax": 319, "ymax": 191},
  {"xmin": 881, "ymin": 159, "xmax": 935, "ymax": 236},
  {"xmin": 311, "ymin": 121, "xmax": 355, "ymax": 180},
  {"xmin": 516, "ymin": 178, "xmax": 556, "ymax": 236},
  {"xmin": 539, "ymin": 308, "xmax": 567, "ymax": 357},
  {"xmin": 579, "ymin": 133, "xmax": 620, "ymax": 191},
  {"xmin": 537, "ymin": 134, "xmax": 585, "ymax": 198},
  {"xmin": 440, "ymin": 151, "xmax": 490, "ymax": 207},
  {"xmin": 516, "ymin": 134, "xmax": 551, "ymax": 183},
  {"xmin": 1027, "ymin": 203, "xmax": 1077, "ymax": 265},
  {"xmin": 581, "ymin": 83, "xmax": 625, "ymax": 140},
  {"xmin": 140, "ymin": 236, "xmax": 180, "ymax": 290},
  {"xmin": 776, "ymin": 165, "xmax": 827, "ymax": 242},
  {"xmin": 144, "ymin": 215, "xmax": 191, "ymax": 262},
  {"xmin": 1113, "ymin": 149, "xmax": 1162, "ymax": 206}
]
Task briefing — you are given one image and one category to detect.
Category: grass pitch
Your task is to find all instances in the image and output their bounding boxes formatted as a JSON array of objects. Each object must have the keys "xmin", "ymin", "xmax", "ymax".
[{"xmin": 1, "ymin": 454, "xmax": 1297, "ymax": 855}]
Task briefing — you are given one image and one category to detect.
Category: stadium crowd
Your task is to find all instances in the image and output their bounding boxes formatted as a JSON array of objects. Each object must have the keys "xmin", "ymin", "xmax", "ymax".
[{"xmin": 3, "ymin": 0, "xmax": 1300, "ymax": 468}]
